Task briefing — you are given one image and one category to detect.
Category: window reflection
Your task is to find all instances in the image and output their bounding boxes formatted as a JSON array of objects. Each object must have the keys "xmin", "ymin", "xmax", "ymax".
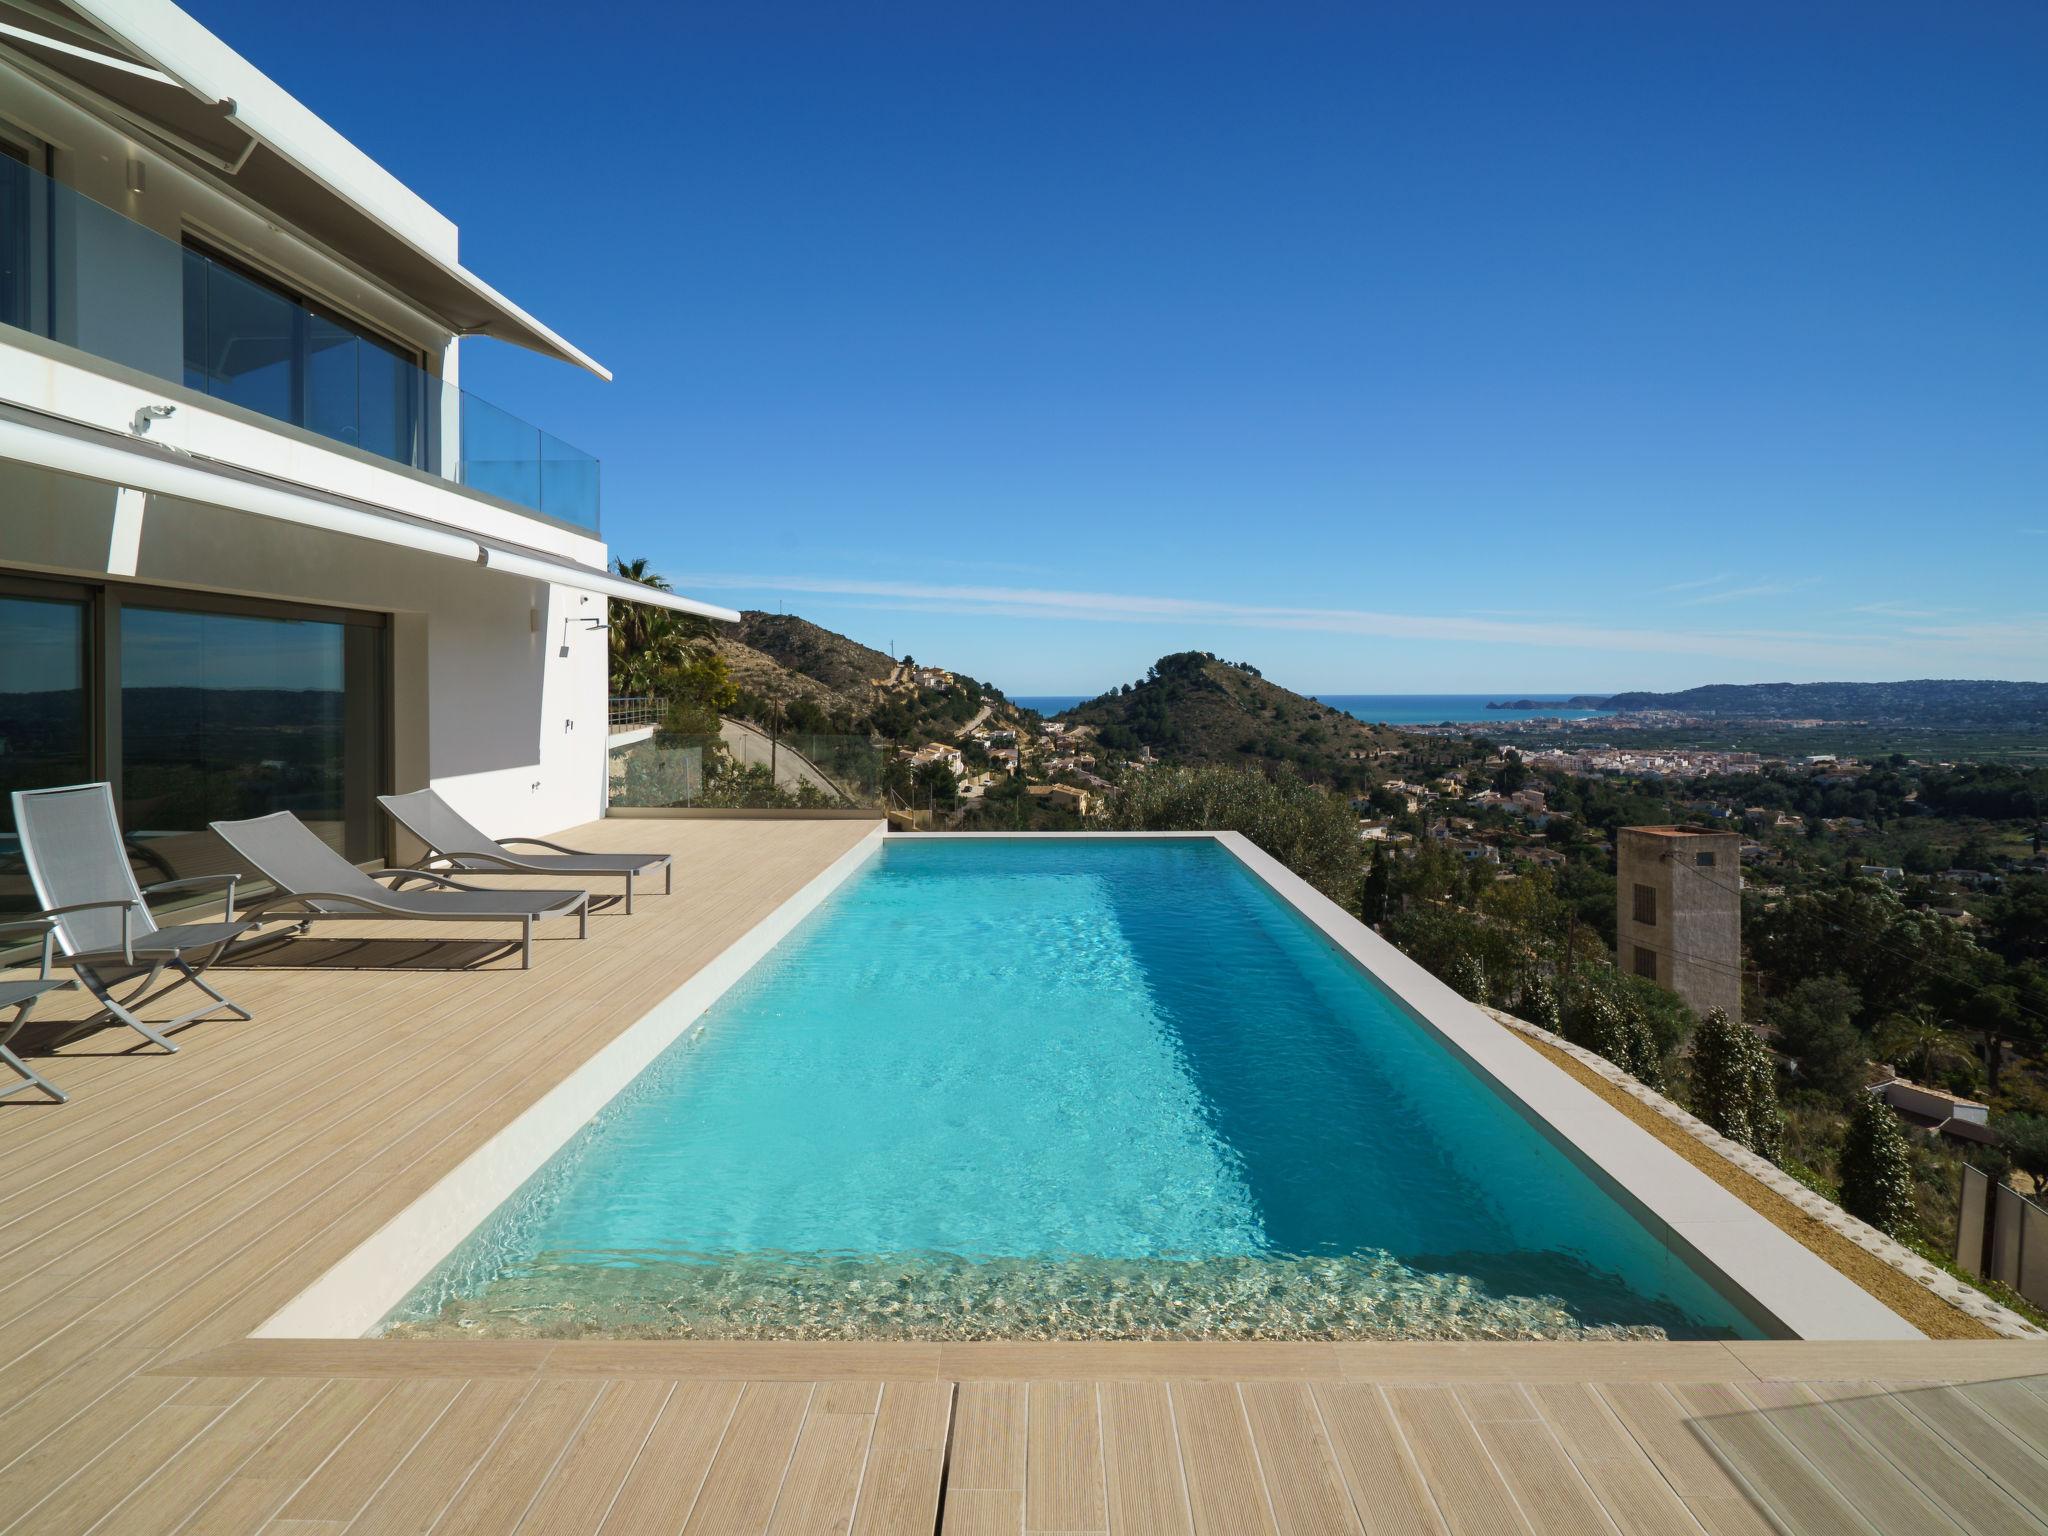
[
  {"xmin": 180, "ymin": 245, "xmax": 425, "ymax": 473},
  {"xmin": 120, "ymin": 607, "xmax": 350, "ymax": 872},
  {"xmin": 0, "ymin": 594, "xmax": 88, "ymax": 917}
]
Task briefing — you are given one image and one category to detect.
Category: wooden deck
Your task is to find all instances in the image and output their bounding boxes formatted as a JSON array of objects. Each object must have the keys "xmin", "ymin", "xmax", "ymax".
[{"xmin": 2, "ymin": 816, "xmax": 2046, "ymax": 1535}]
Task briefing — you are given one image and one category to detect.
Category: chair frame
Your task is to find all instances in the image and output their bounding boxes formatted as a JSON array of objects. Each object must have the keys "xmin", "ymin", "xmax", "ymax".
[
  {"xmin": 12, "ymin": 784, "xmax": 255, "ymax": 1053},
  {"xmin": 0, "ymin": 917, "xmax": 74, "ymax": 1103}
]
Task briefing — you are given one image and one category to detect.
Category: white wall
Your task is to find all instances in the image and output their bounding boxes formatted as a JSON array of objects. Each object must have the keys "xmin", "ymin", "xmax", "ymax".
[{"xmin": 0, "ymin": 457, "xmax": 612, "ymax": 839}]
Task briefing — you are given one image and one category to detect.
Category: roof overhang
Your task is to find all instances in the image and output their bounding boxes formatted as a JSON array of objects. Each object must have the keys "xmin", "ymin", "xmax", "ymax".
[
  {"xmin": 0, "ymin": 403, "xmax": 737, "ymax": 621},
  {"xmin": 0, "ymin": 0, "xmax": 610, "ymax": 379}
]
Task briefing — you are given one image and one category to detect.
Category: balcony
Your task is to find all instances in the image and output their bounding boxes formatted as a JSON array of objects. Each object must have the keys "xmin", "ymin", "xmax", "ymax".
[{"xmin": 0, "ymin": 156, "xmax": 599, "ymax": 531}]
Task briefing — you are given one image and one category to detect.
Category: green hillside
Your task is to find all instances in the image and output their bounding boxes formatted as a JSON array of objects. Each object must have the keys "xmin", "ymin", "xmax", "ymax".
[{"xmin": 1061, "ymin": 652, "xmax": 1406, "ymax": 790}]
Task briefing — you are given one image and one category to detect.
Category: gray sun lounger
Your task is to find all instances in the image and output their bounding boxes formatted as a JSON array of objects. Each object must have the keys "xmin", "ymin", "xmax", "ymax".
[
  {"xmin": 12, "ymin": 783, "xmax": 257, "ymax": 1053},
  {"xmin": 212, "ymin": 810, "xmax": 589, "ymax": 969},
  {"xmin": 0, "ymin": 917, "xmax": 74, "ymax": 1102},
  {"xmin": 380, "ymin": 788, "xmax": 673, "ymax": 915}
]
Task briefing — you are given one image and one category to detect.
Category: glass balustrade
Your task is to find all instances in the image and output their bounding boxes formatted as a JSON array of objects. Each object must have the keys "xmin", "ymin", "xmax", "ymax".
[{"xmin": 0, "ymin": 155, "xmax": 599, "ymax": 531}]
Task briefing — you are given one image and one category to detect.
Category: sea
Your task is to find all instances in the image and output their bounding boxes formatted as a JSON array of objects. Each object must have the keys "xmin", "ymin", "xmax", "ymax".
[{"xmin": 1012, "ymin": 694, "xmax": 1613, "ymax": 726}]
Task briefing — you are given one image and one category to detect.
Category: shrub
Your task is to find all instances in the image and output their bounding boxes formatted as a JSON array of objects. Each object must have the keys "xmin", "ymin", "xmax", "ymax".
[
  {"xmin": 1839, "ymin": 1092, "xmax": 1916, "ymax": 1237},
  {"xmin": 1101, "ymin": 764, "xmax": 1364, "ymax": 899},
  {"xmin": 1560, "ymin": 972, "xmax": 1664, "ymax": 1089},
  {"xmin": 1689, "ymin": 1008, "xmax": 1783, "ymax": 1161},
  {"xmin": 1997, "ymin": 1112, "xmax": 2048, "ymax": 1191}
]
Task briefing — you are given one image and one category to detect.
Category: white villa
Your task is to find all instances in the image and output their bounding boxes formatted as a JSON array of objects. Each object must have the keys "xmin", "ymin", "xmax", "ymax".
[{"xmin": 0, "ymin": 0, "xmax": 731, "ymax": 898}]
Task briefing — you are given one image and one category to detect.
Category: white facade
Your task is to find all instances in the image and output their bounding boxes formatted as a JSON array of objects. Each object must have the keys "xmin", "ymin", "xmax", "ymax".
[{"xmin": 0, "ymin": 0, "xmax": 730, "ymax": 863}]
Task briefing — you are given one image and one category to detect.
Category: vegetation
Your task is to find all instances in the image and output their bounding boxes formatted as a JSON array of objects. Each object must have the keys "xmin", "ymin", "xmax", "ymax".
[
  {"xmin": 1997, "ymin": 1112, "xmax": 2048, "ymax": 1190},
  {"xmin": 1839, "ymin": 1092, "xmax": 1917, "ymax": 1238},
  {"xmin": 609, "ymin": 557, "xmax": 736, "ymax": 730},
  {"xmin": 1063, "ymin": 652, "xmax": 1404, "ymax": 791},
  {"xmin": 1099, "ymin": 763, "xmax": 1365, "ymax": 899},
  {"xmin": 1689, "ymin": 1008, "xmax": 1783, "ymax": 1159}
]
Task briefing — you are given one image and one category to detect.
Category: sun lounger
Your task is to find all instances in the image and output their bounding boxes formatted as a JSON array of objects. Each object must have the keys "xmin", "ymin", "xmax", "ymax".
[
  {"xmin": 380, "ymin": 787, "xmax": 673, "ymax": 914},
  {"xmin": 212, "ymin": 810, "xmax": 588, "ymax": 969}
]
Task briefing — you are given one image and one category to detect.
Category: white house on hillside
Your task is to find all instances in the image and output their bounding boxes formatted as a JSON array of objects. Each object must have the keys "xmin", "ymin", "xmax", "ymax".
[{"xmin": 0, "ymin": 0, "xmax": 731, "ymax": 905}]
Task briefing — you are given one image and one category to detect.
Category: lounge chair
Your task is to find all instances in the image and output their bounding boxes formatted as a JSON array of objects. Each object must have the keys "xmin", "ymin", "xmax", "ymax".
[
  {"xmin": 12, "ymin": 783, "xmax": 257, "ymax": 1053},
  {"xmin": 212, "ymin": 811, "xmax": 589, "ymax": 969},
  {"xmin": 379, "ymin": 788, "xmax": 673, "ymax": 914},
  {"xmin": 0, "ymin": 917, "xmax": 74, "ymax": 1102}
]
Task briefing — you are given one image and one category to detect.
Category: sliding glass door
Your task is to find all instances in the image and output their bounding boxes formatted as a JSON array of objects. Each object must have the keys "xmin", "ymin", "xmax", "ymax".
[
  {"xmin": 0, "ymin": 576, "xmax": 386, "ymax": 912},
  {"xmin": 0, "ymin": 588, "xmax": 90, "ymax": 916}
]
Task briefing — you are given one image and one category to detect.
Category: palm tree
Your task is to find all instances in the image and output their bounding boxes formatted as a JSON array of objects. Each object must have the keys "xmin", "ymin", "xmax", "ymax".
[
  {"xmin": 1873, "ymin": 1006, "xmax": 1962, "ymax": 1085},
  {"xmin": 608, "ymin": 557, "xmax": 723, "ymax": 694}
]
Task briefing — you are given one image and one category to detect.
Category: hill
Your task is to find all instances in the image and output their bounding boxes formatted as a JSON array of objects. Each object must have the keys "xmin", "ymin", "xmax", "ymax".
[
  {"xmin": 708, "ymin": 611, "xmax": 1036, "ymax": 746},
  {"xmin": 731, "ymin": 612, "xmax": 898, "ymax": 700},
  {"xmin": 1060, "ymin": 652, "xmax": 1406, "ymax": 788},
  {"xmin": 1600, "ymin": 679, "xmax": 2048, "ymax": 728}
]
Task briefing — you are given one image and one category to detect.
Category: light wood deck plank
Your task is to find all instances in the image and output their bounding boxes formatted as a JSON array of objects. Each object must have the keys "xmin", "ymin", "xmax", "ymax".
[
  {"xmin": 1024, "ymin": 1381, "xmax": 1106, "ymax": 1534},
  {"xmin": 1803, "ymin": 1379, "xmax": 2039, "ymax": 1536},
  {"xmin": 1668, "ymin": 1381, "xmax": 1867, "ymax": 1536},
  {"xmin": 1383, "ymin": 1386, "xmax": 1528, "ymax": 1536},
  {"xmin": 179, "ymin": 1379, "xmax": 399, "ymax": 1536},
  {"xmin": 1239, "ymin": 1381, "xmax": 1360, "ymax": 1536},
  {"xmin": 594, "ymin": 1380, "xmax": 742, "ymax": 1536},
  {"xmin": 1887, "ymin": 1381, "xmax": 2048, "ymax": 1516},
  {"xmin": 426, "ymin": 1377, "xmax": 606, "ymax": 1536},
  {"xmin": 343, "ymin": 1378, "xmax": 532, "ymax": 1536},
  {"xmin": 512, "ymin": 1378, "xmax": 673, "ymax": 1536},
  {"xmin": 1099, "ymin": 1381, "xmax": 1194, "ymax": 1536},
  {"xmin": 1169, "ymin": 1382, "xmax": 1277, "ymax": 1536},
  {"xmin": 949, "ymin": 1382, "xmax": 1027, "ymax": 1492},
  {"xmin": 1595, "ymin": 1382, "xmax": 1779, "ymax": 1536},
  {"xmin": 1310, "ymin": 1382, "xmax": 1448, "ymax": 1536},
  {"xmin": 942, "ymin": 1488, "xmax": 1024, "ymax": 1535},
  {"xmin": 765, "ymin": 1402, "xmax": 873, "ymax": 1536},
  {"xmin": 851, "ymin": 1449, "xmax": 948, "ymax": 1536},
  {"xmin": 274, "ymin": 1379, "xmax": 467, "ymax": 1525},
  {"xmin": 1738, "ymin": 1380, "xmax": 1967, "ymax": 1536},
  {"xmin": 679, "ymin": 1380, "xmax": 813, "ymax": 1536},
  {"xmin": 1526, "ymin": 1383, "xmax": 1703, "ymax": 1536}
]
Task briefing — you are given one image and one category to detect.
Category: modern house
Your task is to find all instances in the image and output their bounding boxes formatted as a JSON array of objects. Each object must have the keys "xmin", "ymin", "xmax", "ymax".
[{"xmin": 0, "ymin": 0, "xmax": 732, "ymax": 909}]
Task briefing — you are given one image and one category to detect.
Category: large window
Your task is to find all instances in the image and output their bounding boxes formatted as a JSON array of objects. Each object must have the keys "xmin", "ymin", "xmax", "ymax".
[
  {"xmin": 182, "ymin": 242, "xmax": 429, "ymax": 469},
  {"xmin": 0, "ymin": 144, "xmax": 32, "ymax": 333},
  {"xmin": 0, "ymin": 589, "xmax": 90, "ymax": 916},
  {"xmin": 0, "ymin": 578, "xmax": 386, "ymax": 914}
]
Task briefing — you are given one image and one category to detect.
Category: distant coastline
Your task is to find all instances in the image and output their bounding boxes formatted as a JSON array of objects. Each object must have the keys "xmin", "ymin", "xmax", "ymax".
[{"xmin": 1014, "ymin": 693, "xmax": 1615, "ymax": 726}]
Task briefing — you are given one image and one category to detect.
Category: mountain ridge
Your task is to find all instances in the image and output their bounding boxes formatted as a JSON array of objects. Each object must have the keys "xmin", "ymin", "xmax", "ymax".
[{"xmin": 1600, "ymin": 678, "xmax": 2048, "ymax": 727}]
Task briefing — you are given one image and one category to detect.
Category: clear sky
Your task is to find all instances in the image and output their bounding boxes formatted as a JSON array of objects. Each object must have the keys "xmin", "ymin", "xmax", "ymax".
[{"xmin": 196, "ymin": 0, "xmax": 2046, "ymax": 697}]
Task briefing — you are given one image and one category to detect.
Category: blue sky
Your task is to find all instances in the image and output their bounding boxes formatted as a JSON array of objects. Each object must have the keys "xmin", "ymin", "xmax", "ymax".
[{"xmin": 199, "ymin": 1, "xmax": 2046, "ymax": 696}]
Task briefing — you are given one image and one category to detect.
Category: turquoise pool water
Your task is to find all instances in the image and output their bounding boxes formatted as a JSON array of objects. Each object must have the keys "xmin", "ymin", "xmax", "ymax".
[{"xmin": 387, "ymin": 838, "xmax": 1762, "ymax": 1341}]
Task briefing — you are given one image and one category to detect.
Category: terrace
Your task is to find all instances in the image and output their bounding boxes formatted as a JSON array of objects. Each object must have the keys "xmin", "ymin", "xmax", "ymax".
[{"xmin": 2, "ymin": 816, "xmax": 2046, "ymax": 1533}]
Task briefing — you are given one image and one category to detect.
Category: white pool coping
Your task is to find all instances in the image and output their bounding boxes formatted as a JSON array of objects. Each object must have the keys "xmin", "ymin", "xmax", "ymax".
[{"xmin": 256, "ymin": 828, "xmax": 1919, "ymax": 1341}]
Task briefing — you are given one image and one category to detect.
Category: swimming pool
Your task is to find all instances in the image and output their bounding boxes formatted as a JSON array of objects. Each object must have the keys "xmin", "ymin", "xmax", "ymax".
[{"xmin": 378, "ymin": 836, "xmax": 1774, "ymax": 1341}]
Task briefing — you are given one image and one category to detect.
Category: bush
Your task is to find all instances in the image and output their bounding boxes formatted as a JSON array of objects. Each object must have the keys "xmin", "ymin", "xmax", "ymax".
[
  {"xmin": 1689, "ymin": 1008, "xmax": 1783, "ymax": 1160},
  {"xmin": 1560, "ymin": 971, "xmax": 1665, "ymax": 1089},
  {"xmin": 1839, "ymin": 1092, "xmax": 1916, "ymax": 1237},
  {"xmin": 1997, "ymin": 1112, "xmax": 2048, "ymax": 1191},
  {"xmin": 1101, "ymin": 764, "xmax": 1365, "ymax": 899}
]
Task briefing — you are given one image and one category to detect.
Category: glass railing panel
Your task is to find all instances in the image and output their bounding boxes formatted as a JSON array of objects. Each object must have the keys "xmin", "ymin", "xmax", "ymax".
[
  {"xmin": 609, "ymin": 731, "xmax": 888, "ymax": 811},
  {"xmin": 459, "ymin": 391, "xmax": 542, "ymax": 511},
  {"xmin": 0, "ymin": 157, "xmax": 599, "ymax": 530},
  {"xmin": 539, "ymin": 430, "xmax": 599, "ymax": 529}
]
